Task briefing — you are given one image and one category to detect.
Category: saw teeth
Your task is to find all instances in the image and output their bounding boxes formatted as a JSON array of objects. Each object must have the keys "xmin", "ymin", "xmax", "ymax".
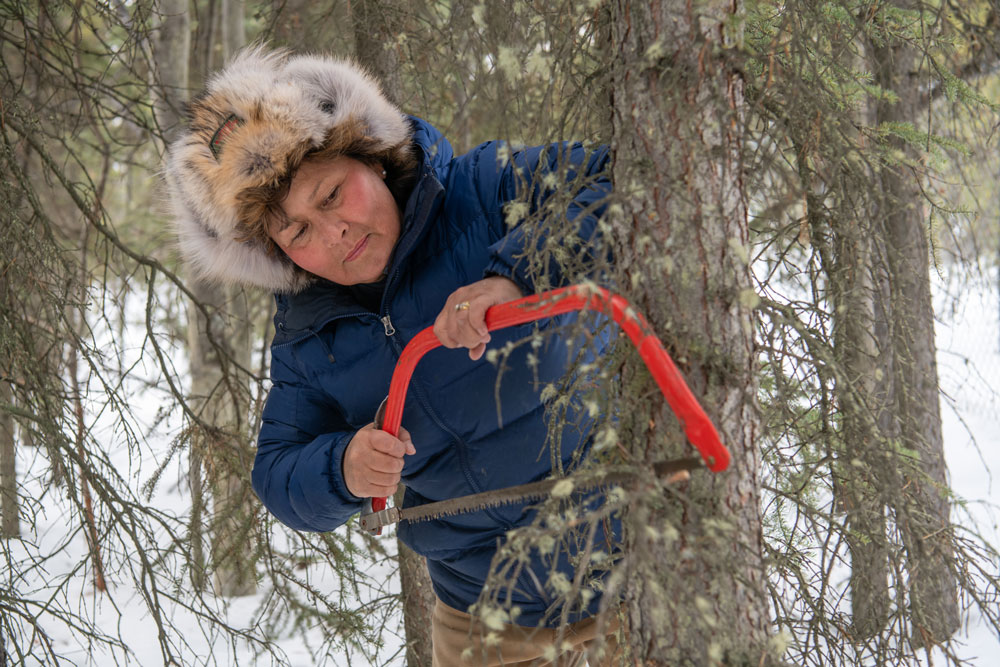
[
  {"xmin": 394, "ymin": 458, "xmax": 701, "ymax": 526},
  {"xmin": 403, "ymin": 491, "xmax": 552, "ymax": 523}
]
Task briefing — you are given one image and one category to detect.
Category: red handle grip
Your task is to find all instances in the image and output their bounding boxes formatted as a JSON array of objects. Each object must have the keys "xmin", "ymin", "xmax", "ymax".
[{"xmin": 370, "ymin": 285, "xmax": 730, "ymax": 512}]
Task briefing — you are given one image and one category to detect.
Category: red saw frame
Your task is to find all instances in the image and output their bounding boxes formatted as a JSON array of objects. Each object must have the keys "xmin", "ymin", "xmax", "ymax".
[{"xmin": 363, "ymin": 285, "xmax": 731, "ymax": 531}]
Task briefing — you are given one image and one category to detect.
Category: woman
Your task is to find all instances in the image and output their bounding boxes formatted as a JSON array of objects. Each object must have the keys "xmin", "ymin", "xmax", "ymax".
[{"xmin": 166, "ymin": 45, "xmax": 619, "ymax": 666}]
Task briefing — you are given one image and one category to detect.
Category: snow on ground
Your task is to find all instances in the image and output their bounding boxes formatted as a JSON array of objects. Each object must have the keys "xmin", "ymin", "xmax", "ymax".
[
  {"xmin": 7, "ymin": 292, "xmax": 405, "ymax": 667},
  {"xmin": 6, "ymin": 276, "xmax": 999, "ymax": 666},
  {"xmin": 927, "ymin": 275, "xmax": 1000, "ymax": 665}
]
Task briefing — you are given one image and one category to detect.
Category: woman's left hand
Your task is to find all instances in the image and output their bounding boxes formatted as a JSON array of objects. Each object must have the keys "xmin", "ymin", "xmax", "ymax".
[{"xmin": 434, "ymin": 276, "xmax": 523, "ymax": 360}]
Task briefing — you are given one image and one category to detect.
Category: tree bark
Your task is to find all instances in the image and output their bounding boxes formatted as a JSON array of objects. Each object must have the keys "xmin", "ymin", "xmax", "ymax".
[
  {"xmin": 153, "ymin": 0, "xmax": 258, "ymax": 598},
  {"xmin": 394, "ymin": 485, "xmax": 435, "ymax": 667},
  {"xmin": 801, "ymin": 145, "xmax": 891, "ymax": 636},
  {"xmin": 0, "ymin": 378, "xmax": 19, "ymax": 538},
  {"xmin": 610, "ymin": 0, "xmax": 770, "ymax": 663},
  {"xmin": 827, "ymin": 209, "xmax": 891, "ymax": 639},
  {"xmin": 149, "ymin": 0, "xmax": 211, "ymax": 590},
  {"xmin": 186, "ymin": 282, "xmax": 257, "ymax": 597},
  {"xmin": 351, "ymin": 0, "xmax": 404, "ymax": 106},
  {"xmin": 222, "ymin": 0, "xmax": 245, "ymax": 60},
  {"xmin": 69, "ymin": 342, "xmax": 108, "ymax": 593},
  {"xmin": 150, "ymin": 0, "xmax": 191, "ymax": 143},
  {"xmin": 350, "ymin": 3, "xmax": 435, "ymax": 661},
  {"xmin": 867, "ymin": 14, "xmax": 960, "ymax": 643},
  {"xmin": 270, "ymin": 0, "xmax": 312, "ymax": 51},
  {"xmin": 270, "ymin": 0, "xmax": 352, "ymax": 53}
]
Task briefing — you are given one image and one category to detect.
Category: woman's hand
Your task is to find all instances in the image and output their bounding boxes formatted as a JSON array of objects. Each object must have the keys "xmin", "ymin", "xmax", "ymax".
[
  {"xmin": 343, "ymin": 423, "xmax": 415, "ymax": 498},
  {"xmin": 434, "ymin": 276, "xmax": 524, "ymax": 360}
]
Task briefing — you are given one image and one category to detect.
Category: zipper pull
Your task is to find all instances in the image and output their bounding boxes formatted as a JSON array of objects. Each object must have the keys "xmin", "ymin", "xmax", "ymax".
[{"xmin": 381, "ymin": 314, "xmax": 396, "ymax": 337}]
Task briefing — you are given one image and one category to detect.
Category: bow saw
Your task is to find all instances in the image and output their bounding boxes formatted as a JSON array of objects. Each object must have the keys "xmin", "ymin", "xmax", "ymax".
[{"xmin": 359, "ymin": 285, "xmax": 731, "ymax": 535}]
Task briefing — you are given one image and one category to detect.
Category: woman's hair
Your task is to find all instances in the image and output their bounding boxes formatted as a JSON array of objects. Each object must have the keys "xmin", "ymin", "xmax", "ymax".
[{"xmin": 236, "ymin": 117, "xmax": 419, "ymax": 261}]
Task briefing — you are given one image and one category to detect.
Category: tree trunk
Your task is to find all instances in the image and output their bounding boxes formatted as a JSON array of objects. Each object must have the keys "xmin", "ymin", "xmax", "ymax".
[
  {"xmin": 801, "ymin": 122, "xmax": 891, "ymax": 635},
  {"xmin": 395, "ymin": 485, "xmax": 435, "ymax": 667},
  {"xmin": 868, "ymin": 12, "xmax": 960, "ymax": 644},
  {"xmin": 351, "ymin": 0, "xmax": 404, "ymax": 106},
  {"xmin": 150, "ymin": 0, "xmax": 210, "ymax": 588},
  {"xmin": 827, "ymin": 210, "xmax": 891, "ymax": 639},
  {"xmin": 222, "ymin": 0, "xmax": 245, "ymax": 59},
  {"xmin": 202, "ymin": 0, "xmax": 257, "ymax": 599},
  {"xmin": 350, "ymin": 3, "xmax": 435, "ymax": 661},
  {"xmin": 801, "ymin": 153, "xmax": 891, "ymax": 639},
  {"xmin": 153, "ymin": 0, "xmax": 257, "ymax": 598},
  {"xmin": 189, "ymin": 423, "xmax": 207, "ymax": 591},
  {"xmin": 270, "ymin": 0, "xmax": 311, "ymax": 50},
  {"xmin": 0, "ymin": 378, "xmax": 18, "ymax": 538},
  {"xmin": 186, "ymin": 282, "xmax": 257, "ymax": 597},
  {"xmin": 150, "ymin": 0, "xmax": 190, "ymax": 143},
  {"xmin": 69, "ymin": 341, "xmax": 108, "ymax": 593},
  {"xmin": 610, "ymin": 1, "xmax": 770, "ymax": 663},
  {"xmin": 270, "ymin": 0, "xmax": 348, "ymax": 53}
]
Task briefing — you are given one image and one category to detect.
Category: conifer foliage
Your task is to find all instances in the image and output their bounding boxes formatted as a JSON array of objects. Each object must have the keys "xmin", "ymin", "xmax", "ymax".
[{"xmin": 1, "ymin": 1, "xmax": 998, "ymax": 665}]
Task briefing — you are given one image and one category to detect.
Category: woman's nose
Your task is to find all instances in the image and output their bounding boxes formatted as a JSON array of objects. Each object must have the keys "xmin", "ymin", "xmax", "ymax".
[{"xmin": 322, "ymin": 218, "xmax": 349, "ymax": 246}]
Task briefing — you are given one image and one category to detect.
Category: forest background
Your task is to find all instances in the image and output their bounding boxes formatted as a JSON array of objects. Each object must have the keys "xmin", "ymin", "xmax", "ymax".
[{"xmin": 2, "ymin": 0, "xmax": 1000, "ymax": 665}]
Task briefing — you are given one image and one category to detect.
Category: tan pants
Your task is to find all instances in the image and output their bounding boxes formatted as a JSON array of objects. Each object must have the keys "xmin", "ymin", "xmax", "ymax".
[{"xmin": 431, "ymin": 599, "xmax": 624, "ymax": 667}]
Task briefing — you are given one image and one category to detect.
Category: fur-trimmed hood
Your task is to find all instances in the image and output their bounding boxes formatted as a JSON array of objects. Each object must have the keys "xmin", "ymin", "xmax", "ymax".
[{"xmin": 165, "ymin": 45, "xmax": 413, "ymax": 293}]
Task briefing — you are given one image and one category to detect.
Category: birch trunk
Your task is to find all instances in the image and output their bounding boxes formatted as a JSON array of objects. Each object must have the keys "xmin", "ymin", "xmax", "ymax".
[{"xmin": 610, "ymin": 0, "xmax": 770, "ymax": 662}]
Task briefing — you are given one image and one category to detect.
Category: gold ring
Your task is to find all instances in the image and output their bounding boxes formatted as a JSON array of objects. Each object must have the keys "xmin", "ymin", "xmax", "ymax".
[{"xmin": 455, "ymin": 301, "xmax": 471, "ymax": 311}]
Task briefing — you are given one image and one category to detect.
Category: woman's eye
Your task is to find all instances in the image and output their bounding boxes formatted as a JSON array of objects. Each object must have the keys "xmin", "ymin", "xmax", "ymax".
[
  {"xmin": 292, "ymin": 225, "xmax": 307, "ymax": 242},
  {"xmin": 323, "ymin": 186, "xmax": 340, "ymax": 206}
]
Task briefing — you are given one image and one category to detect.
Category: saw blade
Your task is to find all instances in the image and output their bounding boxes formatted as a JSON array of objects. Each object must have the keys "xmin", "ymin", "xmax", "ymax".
[{"xmin": 395, "ymin": 457, "xmax": 702, "ymax": 526}]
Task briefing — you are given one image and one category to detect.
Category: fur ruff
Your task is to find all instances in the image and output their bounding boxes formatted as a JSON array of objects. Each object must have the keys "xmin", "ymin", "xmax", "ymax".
[{"xmin": 166, "ymin": 45, "xmax": 412, "ymax": 293}]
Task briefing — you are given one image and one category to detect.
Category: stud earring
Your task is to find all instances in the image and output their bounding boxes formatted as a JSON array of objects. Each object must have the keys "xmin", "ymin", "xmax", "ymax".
[{"xmin": 381, "ymin": 168, "xmax": 387, "ymax": 178}]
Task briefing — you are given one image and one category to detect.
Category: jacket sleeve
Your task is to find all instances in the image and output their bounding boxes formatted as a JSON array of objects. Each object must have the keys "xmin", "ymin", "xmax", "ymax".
[
  {"xmin": 472, "ymin": 141, "xmax": 612, "ymax": 293},
  {"xmin": 251, "ymin": 350, "xmax": 363, "ymax": 533}
]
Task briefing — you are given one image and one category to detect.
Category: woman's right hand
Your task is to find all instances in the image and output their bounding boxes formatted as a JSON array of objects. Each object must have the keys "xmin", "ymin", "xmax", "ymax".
[{"xmin": 343, "ymin": 423, "xmax": 415, "ymax": 498}]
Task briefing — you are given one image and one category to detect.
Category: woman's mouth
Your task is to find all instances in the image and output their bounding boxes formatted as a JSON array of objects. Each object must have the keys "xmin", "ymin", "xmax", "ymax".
[{"xmin": 344, "ymin": 235, "xmax": 369, "ymax": 262}]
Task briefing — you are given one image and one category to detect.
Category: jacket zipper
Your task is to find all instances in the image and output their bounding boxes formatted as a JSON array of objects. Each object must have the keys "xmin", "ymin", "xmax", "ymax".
[
  {"xmin": 379, "ymin": 265, "xmax": 403, "ymax": 337},
  {"xmin": 376, "ymin": 266, "xmax": 493, "ymax": 514}
]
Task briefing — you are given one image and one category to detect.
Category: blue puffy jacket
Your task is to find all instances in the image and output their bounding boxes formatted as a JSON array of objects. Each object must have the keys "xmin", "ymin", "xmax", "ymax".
[{"xmin": 251, "ymin": 117, "xmax": 616, "ymax": 627}]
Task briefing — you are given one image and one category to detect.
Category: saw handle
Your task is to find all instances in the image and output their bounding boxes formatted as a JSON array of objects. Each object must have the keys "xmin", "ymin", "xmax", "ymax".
[{"xmin": 366, "ymin": 285, "xmax": 732, "ymax": 525}]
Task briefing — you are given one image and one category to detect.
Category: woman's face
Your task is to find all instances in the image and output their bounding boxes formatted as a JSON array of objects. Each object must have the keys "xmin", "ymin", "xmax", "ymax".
[{"xmin": 269, "ymin": 156, "xmax": 401, "ymax": 285}]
